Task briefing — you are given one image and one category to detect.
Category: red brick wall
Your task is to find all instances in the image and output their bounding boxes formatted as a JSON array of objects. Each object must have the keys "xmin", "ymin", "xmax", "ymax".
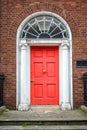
[{"xmin": 0, "ymin": 0, "xmax": 87, "ymax": 109}]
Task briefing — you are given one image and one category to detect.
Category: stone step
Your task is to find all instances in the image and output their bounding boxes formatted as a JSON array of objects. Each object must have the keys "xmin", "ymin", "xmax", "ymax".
[
  {"xmin": 0, "ymin": 119, "xmax": 87, "ymax": 126},
  {"xmin": 0, "ymin": 125, "xmax": 87, "ymax": 130},
  {"xmin": 0, "ymin": 109, "xmax": 87, "ymax": 126},
  {"xmin": 30, "ymin": 105, "xmax": 60, "ymax": 110},
  {"xmin": 0, "ymin": 109, "xmax": 87, "ymax": 129}
]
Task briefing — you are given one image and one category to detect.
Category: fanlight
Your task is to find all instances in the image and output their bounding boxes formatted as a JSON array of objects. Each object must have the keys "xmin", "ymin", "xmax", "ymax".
[{"xmin": 21, "ymin": 16, "xmax": 69, "ymax": 39}]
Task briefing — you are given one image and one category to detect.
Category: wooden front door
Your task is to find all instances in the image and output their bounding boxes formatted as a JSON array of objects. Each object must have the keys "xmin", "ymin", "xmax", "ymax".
[{"xmin": 31, "ymin": 46, "xmax": 59, "ymax": 104}]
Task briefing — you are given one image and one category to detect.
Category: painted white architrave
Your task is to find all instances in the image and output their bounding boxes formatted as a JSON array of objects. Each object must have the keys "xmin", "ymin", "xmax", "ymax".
[
  {"xmin": 61, "ymin": 41, "xmax": 71, "ymax": 110},
  {"xmin": 18, "ymin": 41, "xmax": 29, "ymax": 110},
  {"xmin": 16, "ymin": 11, "xmax": 73, "ymax": 110}
]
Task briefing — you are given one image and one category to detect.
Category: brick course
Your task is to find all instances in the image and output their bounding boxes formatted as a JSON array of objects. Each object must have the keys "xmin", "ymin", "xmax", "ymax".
[{"xmin": 0, "ymin": 0, "xmax": 87, "ymax": 109}]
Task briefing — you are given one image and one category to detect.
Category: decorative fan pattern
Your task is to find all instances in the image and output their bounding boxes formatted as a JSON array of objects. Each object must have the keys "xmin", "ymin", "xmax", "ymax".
[{"xmin": 21, "ymin": 16, "xmax": 69, "ymax": 39}]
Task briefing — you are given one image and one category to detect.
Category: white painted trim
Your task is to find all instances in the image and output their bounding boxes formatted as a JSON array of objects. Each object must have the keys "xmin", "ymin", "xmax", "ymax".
[
  {"xmin": 21, "ymin": 39, "xmax": 68, "ymax": 44},
  {"xmin": 16, "ymin": 11, "xmax": 73, "ymax": 110},
  {"xmin": 61, "ymin": 41, "xmax": 71, "ymax": 110},
  {"xmin": 70, "ymin": 40, "xmax": 73, "ymax": 109}
]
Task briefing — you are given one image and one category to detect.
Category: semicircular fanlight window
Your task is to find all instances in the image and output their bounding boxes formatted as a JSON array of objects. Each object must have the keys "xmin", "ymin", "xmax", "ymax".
[{"xmin": 21, "ymin": 16, "xmax": 69, "ymax": 39}]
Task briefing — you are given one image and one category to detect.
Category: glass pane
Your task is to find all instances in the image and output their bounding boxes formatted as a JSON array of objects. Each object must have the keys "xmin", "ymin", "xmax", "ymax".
[
  {"xmin": 39, "ymin": 21, "xmax": 44, "ymax": 32},
  {"xmin": 60, "ymin": 24, "xmax": 65, "ymax": 30},
  {"xmin": 39, "ymin": 33, "xmax": 50, "ymax": 38},
  {"xmin": 37, "ymin": 16, "xmax": 43, "ymax": 21},
  {"xmin": 48, "ymin": 23, "xmax": 56, "ymax": 33},
  {"xmin": 21, "ymin": 31, "xmax": 25, "ymax": 38},
  {"xmin": 52, "ymin": 33, "xmax": 63, "ymax": 38},
  {"xmin": 33, "ymin": 24, "xmax": 41, "ymax": 33},
  {"xmin": 53, "ymin": 18, "xmax": 60, "ymax": 25},
  {"xmin": 45, "ymin": 16, "xmax": 52, "ymax": 21},
  {"xmin": 45, "ymin": 21, "xmax": 50, "ymax": 32},
  {"xmin": 26, "ymin": 33, "xmax": 37, "ymax": 38},
  {"xmin": 24, "ymin": 24, "xmax": 29, "ymax": 30},
  {"xmin": 29, "ymin": 19, "xmax": 35, "ymax": 25},
  {"xmin": 51, "ymin": 27, "xmax": 61, "ymax": 35},
  {"xmin": 64, "ymin": 32, "xmax": 69, "ymax": 38},
  {"xmin": 28, "ymin": 27, "xmax": 38, "ymax": 36}
]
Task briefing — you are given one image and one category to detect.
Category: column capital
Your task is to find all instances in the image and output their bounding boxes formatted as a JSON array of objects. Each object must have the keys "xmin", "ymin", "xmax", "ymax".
[
  {"xmin": 61, "ymin": 40, "xmax": 70, "ymax": 50},
  {"xmin": 19, "ymin": 40, "xmax": 28, "ymax": 49}
]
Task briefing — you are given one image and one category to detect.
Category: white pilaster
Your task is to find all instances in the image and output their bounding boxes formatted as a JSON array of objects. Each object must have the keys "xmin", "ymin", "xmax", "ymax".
[
  {"xmin": 18, "ymin": 40, "xmax": 29, "ymax": 110},
  {"xmin": 61, "ymin": 41, "xmax": 71, "ymax": 110}
]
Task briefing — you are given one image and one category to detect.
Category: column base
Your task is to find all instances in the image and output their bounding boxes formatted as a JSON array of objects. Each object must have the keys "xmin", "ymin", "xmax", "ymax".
[
  {"xmin": 18, "ymin": 104, "xmax": 29, "ymax": 111},
  {"xmin": 61, "ymin": 103, "xmax": 71, "ymax": 110}
]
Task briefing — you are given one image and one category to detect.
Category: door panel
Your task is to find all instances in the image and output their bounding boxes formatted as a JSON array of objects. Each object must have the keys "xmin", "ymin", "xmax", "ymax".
[
  {"xmin": 34, "ymin": 84, "xmax": 43, "ymax": 98},
  {"xmin": 34, "ymin": 62, "xmax": 43, "ymax": 77},
  {"xmin": 47, "ymin": 62, "xmax": 56, "ymax": 77},
  {"xmin": 47, "ymin": 84, "xmax": 56, "ymax": 97},
  {"xmin": 31, "ymin": 46, "xmax": 59, "ymax": 104}
]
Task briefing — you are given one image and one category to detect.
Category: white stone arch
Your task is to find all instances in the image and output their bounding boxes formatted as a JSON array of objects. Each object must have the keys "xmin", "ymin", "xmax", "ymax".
[{"xmin": 16, "ymin": 11, "xmax": 72, "ymax": 110}]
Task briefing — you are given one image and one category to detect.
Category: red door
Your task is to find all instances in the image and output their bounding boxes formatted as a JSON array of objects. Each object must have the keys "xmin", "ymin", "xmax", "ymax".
[{"xmin": 31, "ymin": 46, "xmax": 59, "ymax": 104}]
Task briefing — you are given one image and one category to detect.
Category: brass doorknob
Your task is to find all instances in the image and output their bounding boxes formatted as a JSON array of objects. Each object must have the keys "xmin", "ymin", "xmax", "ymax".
[{"xmin": 43, "ymin": 70, "xmax": 47, "ymax": 73}]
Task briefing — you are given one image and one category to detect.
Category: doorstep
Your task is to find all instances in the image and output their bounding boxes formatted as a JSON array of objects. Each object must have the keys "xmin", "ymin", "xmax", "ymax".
[
  {"xmin": 29, "ymin": 105, "xmax": 60, "ymax": 111},
  {"xmin": 0, "ymin": 108, "xmax": 87, "ymax": 122}
]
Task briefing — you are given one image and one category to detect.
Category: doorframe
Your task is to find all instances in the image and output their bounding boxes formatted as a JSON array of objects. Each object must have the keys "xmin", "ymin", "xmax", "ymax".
[{"xmin": 16, "ymin": 11, "xmax": 72, "ymax": 110}]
